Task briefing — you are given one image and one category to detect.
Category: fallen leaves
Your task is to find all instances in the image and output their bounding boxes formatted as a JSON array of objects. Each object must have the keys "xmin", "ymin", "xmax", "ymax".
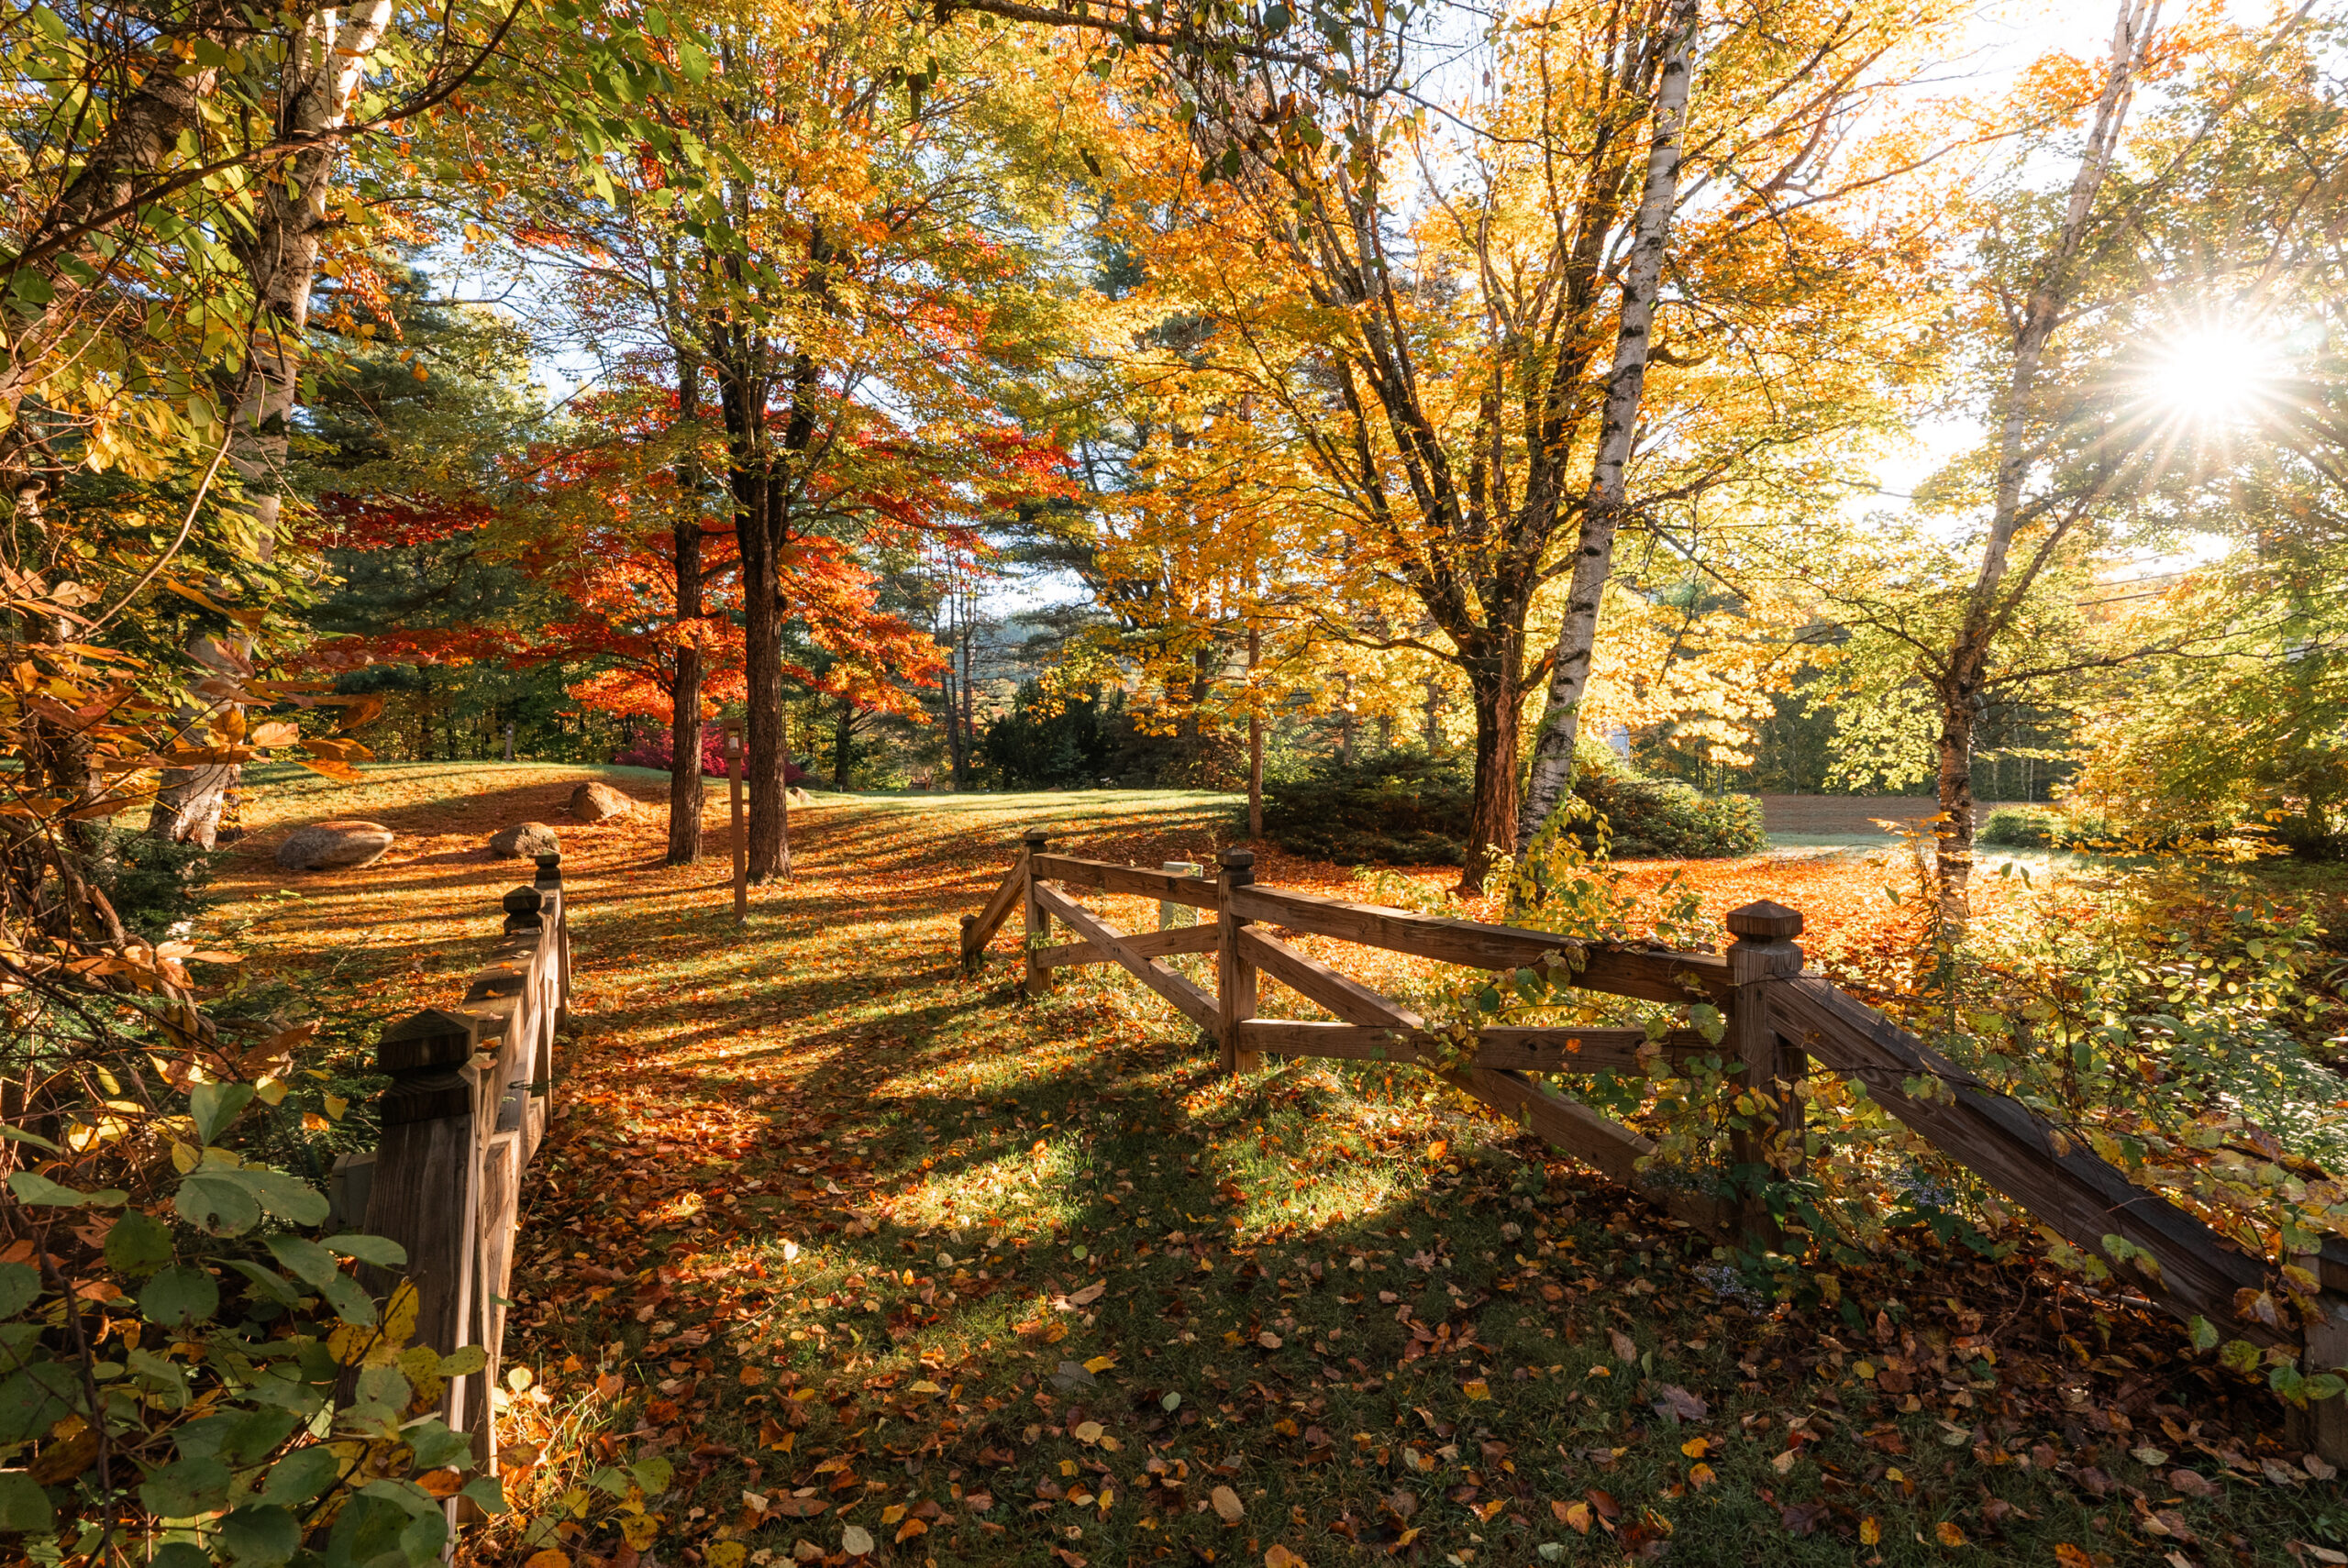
[{"xmin": 1211, "ymin": 1485, "xmax": 1246, "ymax": 1522}]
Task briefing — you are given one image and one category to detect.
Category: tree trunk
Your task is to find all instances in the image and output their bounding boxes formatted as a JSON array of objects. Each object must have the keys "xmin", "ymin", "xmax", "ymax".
[
  {"xmin": 736, "ymin": 471, "xmax": 789, "ymax": 881},
  {"xmin": 1515, "ymin": 0, "xmax": 1700, "ymax": 852},
  {"xmin": 1934, "ymin": 684, "xmax": 1979, "ymax": 927},
  {"xmin": 1459, "ymin": 641, "xmax": 1525, "ymax": 893},
  {"xmin": 1933, "ymin": 0, "xmax": 2156, "ymax": 922},
  {"xmin": 148, "ymin": 0, "xmax": 394, "ymax": 846},
  {"xmin": 833, "ymin": 695, "xmax": 855, "ymax": 790},
  {"xmin": 666, "ymin": 364, "xmax": 706, "ymax": 866},
  {"xmin": 1246, "ymin": 624, "xmax": 1264, "ymax": 840}
]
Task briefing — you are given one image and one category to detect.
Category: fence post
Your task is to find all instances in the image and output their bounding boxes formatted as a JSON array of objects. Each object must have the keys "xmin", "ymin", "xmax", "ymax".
[
  {"xmin": 1216, "ymin": 848, "xmax": 1258, "ymax": 1074},
  {"xmin": 362, "ymin": 1008, "xmax": 483, "ymax": 1458},
  {"xmin": 1021, "ymin": 828, "xmax": 1052, "ymax": 996},
  {"xmin": 1725, "ymin": 900, "xmax": 1807, "ymax": 1252}
]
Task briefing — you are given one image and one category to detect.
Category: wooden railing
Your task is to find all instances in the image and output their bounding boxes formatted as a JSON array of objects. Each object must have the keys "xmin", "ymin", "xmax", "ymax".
[
  {"xmin": 961, "ymin": 832, "xmax": 2348, "ymax": 1462},
  {"xmin": 332, "ymin": 851, "xmax": 571, "ymax": 1499}
]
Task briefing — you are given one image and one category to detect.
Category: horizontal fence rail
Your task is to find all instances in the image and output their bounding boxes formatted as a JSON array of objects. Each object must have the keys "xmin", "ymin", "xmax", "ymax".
[{"xmin": 958, "ymin": 830, "xmax": 2348, "ymax": 1463}]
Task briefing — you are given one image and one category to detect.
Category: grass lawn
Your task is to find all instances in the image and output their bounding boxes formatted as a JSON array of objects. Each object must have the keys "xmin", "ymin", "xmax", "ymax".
[{"xmin": 201, "ymin": 766, "xmax": 2348, "ymax": 1568}]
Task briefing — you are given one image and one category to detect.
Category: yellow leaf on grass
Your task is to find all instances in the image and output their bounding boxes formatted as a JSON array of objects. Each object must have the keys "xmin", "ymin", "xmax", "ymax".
[
  {"xmin": 1461, "ymin": 1379, "xmax": 1490, "ymax": 1401},
  {"xmin": 894, "ymin": 1517, "xmax": 928, "ymax": 1543},
  {"xmin": 704, "ymin": 1544, "xmax": 746, "ymax": 1568},
  {"xmin": 1083, "ymin": 1354, "xmax": 1116, "ymax": 1373},
  {"xmin": 2053, "ymin": 1550, "xmax": 2092, "ymax": 1568},
  {"xmin": 1688, "ymin": 1463, "xmax": 1715, "ymax": 1488},
  {"xmin": 1681, "ymin": 1437, "xmax": 1709, "ymax": 1459},
  {"xmin": 880, "ymin": 1505, "xmax": 906, "ymax": 1525},
  {"xmin": 1935, "ymin": 1521, "xmax": 1966, "ymax": 1547},
  {"xmin": 1266, "ymin": 1547, "xmax": 1307, "ymax": 1568},
  {"xmin": 1074, "ymin": 1421, "xmax": 1103, "ymax": 1445},
  {"xmin": 619, "ymin": 1514, "xmax": 658, "ymax": 1551},
  {"xmin": 1212, "ymin": 1485, "xmax": 1245, "ymax": 1522},
  {"xmin": 1859, "ymin": 1517, "xmax": 1881, "ymax": 1546},
  {"xmin": 524, "ymin": 1552, "xmax": 570, "ymax": 1568},
  {"xmin": 1555, "ymin": 1500, "xmax": 1591, "ymax": 1534}
]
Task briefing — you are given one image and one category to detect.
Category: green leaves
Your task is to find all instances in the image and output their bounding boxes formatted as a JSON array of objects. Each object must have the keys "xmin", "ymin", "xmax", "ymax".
[
  {"xmin": 268, "ymin": 1235, "xmax": 376, "ymax": 1325},
  {"xmin": 139, "ymin": 1264, "xmax": 221, "ymax": 1330},
  {"xmin": 192, "ymin": 1081, "xmax": 258, "ymax": 1144},
  {"xmin": 0, "ymin": 1471, "xmax": 54, "ymax": 1533},
  {"xmin": 140, "ymin": 1456, "xmax": 233, "ymax": 1520},
  {"xmin": 7, "ymin": 1170, "xmax": 123, "ymax": 1207},
  {"xmin": 0, "ymin": 1261, "xmax": 38, "ymax": 1319},
  {"xmin": 177, "ymin": 1162, "xmax": 329, "ymax": 1236},
  {"xmin": 106, "ymin": 1209, "xmax": 176, "ymax": 1275}
]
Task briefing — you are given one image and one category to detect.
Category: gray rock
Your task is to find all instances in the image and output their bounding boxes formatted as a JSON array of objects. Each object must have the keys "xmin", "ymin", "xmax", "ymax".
[
  {"xmin": 489, "ymin": 822, "xmax": 559, "ymax": 859},
  {"xmin": 569, "ymin": 780, "xmax": 637, "ymax": 823},
  {"xmin": 274, "ymin": 821, "xmax": 394, "ymax": 872}
]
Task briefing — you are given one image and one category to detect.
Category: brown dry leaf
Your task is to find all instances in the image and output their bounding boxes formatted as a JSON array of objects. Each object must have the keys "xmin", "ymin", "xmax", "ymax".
[
  {"xmin": 1212, "ymin": 1485, "xmax": 1245, "ymax": 1522},
  {"xmin": 1608, "ymin": 1328, "xmax": 1636, "ymax": 1363},
  {"xmin": 2168, "ymin": 1468, "xmax": 2218, "ymax": 1498},
  {"xmin": 1265, "ymin": 1548, "xmax": 1307, "ymax": 1568},
  {"xmin": 1068, "ymin": 1279, "xmax": 1107, "ymax": 1306},
  {"xmin": 525, "ymin": 1552, "xmax": 571, "ymax": 1568}
]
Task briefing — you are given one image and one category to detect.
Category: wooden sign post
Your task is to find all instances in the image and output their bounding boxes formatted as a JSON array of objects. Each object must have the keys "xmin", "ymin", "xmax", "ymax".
[{"xmin": 725, "ymin": 721, "xmax": 747, "ymax": 925}]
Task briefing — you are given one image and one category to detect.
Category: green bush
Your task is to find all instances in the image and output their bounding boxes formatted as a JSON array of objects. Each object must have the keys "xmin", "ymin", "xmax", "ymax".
[
  {"xmin": 90, "ymin": 826, "xmax": 218, "ymax": 938},
  {"xmin": 1572, "ymin": 765, "xmax": 1767, "ymax": 859},
  {"xmin": 1262, "ymin": 749, "xmax": 1766, "ymax": 865},
  {"xmin": 1977, "ymin": 806, "xmax": 2126, "ymax": 849},
  {"xmin": 1261, "ymin": 749, "xmax": 1472, "ymax": 865}
]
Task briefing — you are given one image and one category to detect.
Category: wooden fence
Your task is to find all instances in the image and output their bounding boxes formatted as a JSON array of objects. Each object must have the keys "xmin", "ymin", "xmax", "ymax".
[
  {"xmin": 331, "ymin": 851, "xmax": 571, "ymax": 1502},
  {"xmin": 960, "ymin": 831, "xmax": 2348, "ymax": 1461}
]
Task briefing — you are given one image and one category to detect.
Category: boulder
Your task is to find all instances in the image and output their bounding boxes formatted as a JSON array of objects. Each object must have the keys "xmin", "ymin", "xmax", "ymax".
[
  {"xmin": 489, "ymin": 822, "xmax": 560, "ymax": 859},
  {"xmin": 274, "ymin": 821, "xmax": 395, "ymax": 872},
  {"xmin": 570, "ymin": 780, "xmax": 637, "ymax": 823}
]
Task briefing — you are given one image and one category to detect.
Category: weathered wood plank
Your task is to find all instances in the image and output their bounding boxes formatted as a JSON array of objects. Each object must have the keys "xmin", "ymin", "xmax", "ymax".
[
  {"xmin": 1234, "ymin": 1019, "xmax": 1711, "ymax": 1073},
  {"xmin": 1443, "ymin": 1066, "xmax": 1735, "ymax": 1235},
  {"xmin": 1773, "ymin": 977, "xmax": 2280, "ymax": 1342},
  {"xmin": 1226, "ymin": 883, "xmax": 1729, "ymax": 1003},
  {"xmin": 1034, "ymin": 883, "xmax": 1219, "ymax": 1033},
  {"xmin": 1032, "ymin": 923, "xmax": 1222, "ymax": 971},
  {"xmin": 1035, "ymin": 854, "xmax": 1218, "ymax": 910},
  {"xmin": 1239, "ymin": 927, "xmax": 1420, "ymax": 1029},
  {"xmin": 963, "ymin": 850, "xmax": 1028, "ymax": 958}
]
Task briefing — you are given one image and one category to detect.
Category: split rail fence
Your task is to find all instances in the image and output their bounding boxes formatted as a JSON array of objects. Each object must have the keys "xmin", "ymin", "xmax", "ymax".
[
  {"xmin": 960, "ymin": 830, "xmax": 2348, "ymax": 1461},
  {"xmin": 331, "ymin": 851, "xmax": 570, "ymax": 1505}
]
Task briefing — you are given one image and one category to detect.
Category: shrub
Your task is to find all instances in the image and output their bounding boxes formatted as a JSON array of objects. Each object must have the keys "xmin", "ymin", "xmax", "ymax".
[
  {"xmin": 1571, "ymin": 764, "xmax": 1767, "ymax": 859},
  {"xmin": 1262, "ymin": 749, "xmax": 1766, "ymax": 865},
  {"xmin": 1262, "ymin": 750, "xmax": 1472, "ymax": 865},
  {"xmin": 90, "ymin": 826, "xmax": 218, "ymax": 938},
  {"xmin": 615, "ymin": 724, "xmax": 803, "ymax": 784}
]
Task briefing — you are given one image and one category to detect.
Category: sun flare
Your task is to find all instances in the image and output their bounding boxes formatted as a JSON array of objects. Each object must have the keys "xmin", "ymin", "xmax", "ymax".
[{"xmin": 2143, "ymin": 328, "xmax": 2276, "ymax": 425}]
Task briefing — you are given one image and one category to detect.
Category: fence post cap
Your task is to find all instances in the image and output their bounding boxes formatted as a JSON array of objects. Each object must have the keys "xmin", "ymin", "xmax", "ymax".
[
  {"xmin": 1022, "ymin": 827, "xmax": 1051, "ymax": 846},
  {"xmin": 1725, "ymin": 900, "xmax": 1803, "ymax": 941},
  {"xmin": 1218, "ymin": 848, "xmax": 1256, "ymax": 871},
  {"xmin": 503, "ymin": 885, "xmax": 545, "ymax": 918}
]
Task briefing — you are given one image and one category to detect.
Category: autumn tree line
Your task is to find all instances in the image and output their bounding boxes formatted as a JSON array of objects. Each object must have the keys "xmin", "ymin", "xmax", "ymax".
[{"xmin": 3, "ymin": 0, "xmax": 2344, "ymax": 925}]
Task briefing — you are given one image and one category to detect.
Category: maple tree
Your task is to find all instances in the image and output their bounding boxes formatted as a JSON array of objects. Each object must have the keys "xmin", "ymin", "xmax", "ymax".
[{"xmin": 1093, "ymin": 0, "xmax": 1961, "ymax": 887}]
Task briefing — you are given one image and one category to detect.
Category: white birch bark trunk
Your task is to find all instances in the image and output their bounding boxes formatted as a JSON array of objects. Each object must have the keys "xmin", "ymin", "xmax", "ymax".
[
  {"xmin": 1513, "ymin": 0, "xmax": 1701, "ymax": 851},
  {"xmin": 150, "ymin": 2, "xmax": 395, "ymax": 845}
]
